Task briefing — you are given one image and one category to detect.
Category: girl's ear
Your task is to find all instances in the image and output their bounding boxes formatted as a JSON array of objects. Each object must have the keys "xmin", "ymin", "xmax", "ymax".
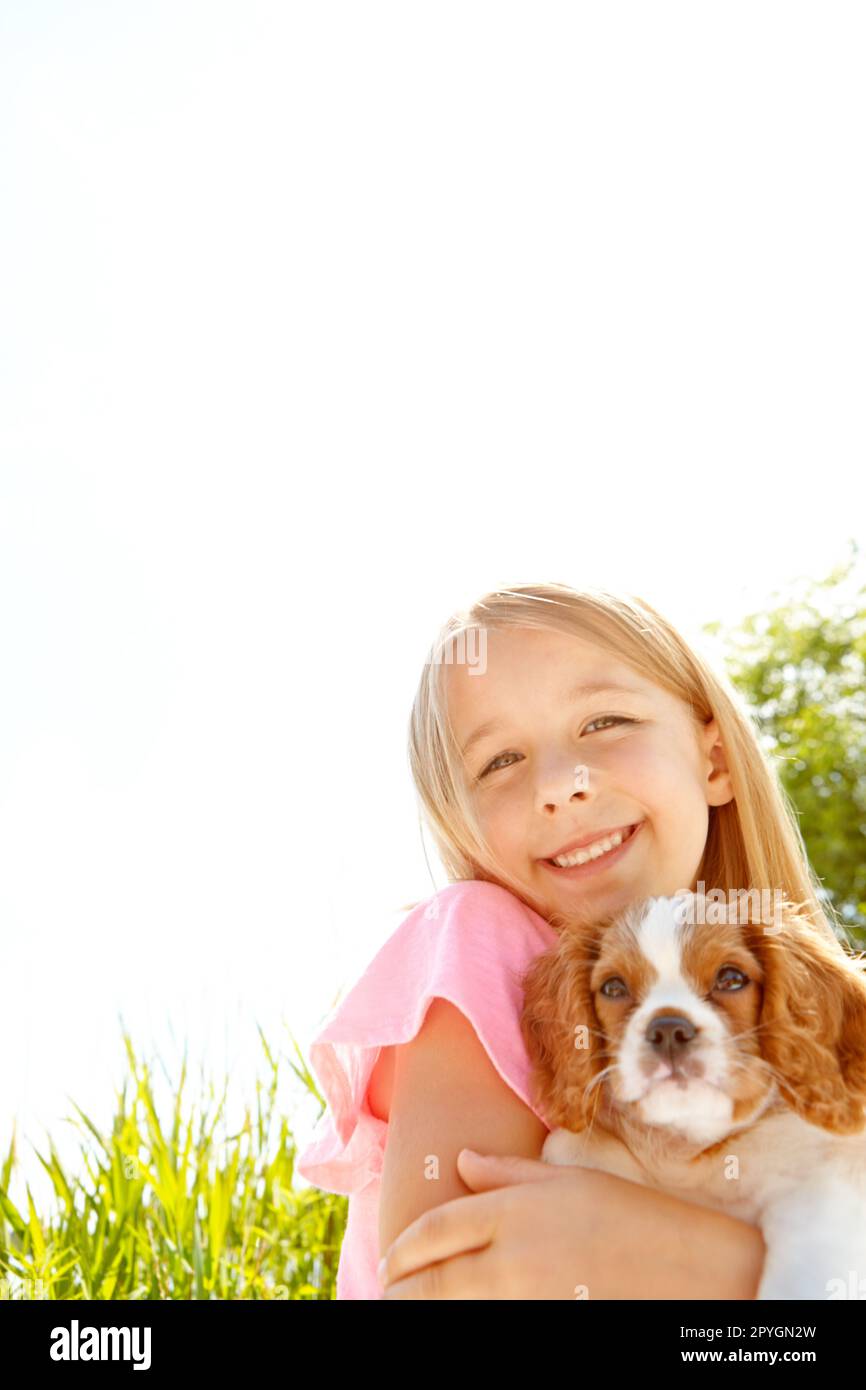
[
  {"xmin": 520, "ymin": 924, "xmax": 605, "ymax": 1133},
  {"xmin": 757, "ymin": 905, "xmax": 866, "ymax": 1135},
  {"xmin": 700, "ymin": 716, "xmax": 735, "ymax": 808}
]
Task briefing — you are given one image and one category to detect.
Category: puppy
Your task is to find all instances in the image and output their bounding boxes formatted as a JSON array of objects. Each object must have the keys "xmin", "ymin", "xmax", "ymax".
[{"xmin": 520, "ymin": 891, "xmax": 866, "ymax": 1299}]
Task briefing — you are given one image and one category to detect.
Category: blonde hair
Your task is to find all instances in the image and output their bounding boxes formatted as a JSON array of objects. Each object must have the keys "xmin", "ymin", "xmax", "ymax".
[{"xmin": 405, "ymin": 581, "xmax": 848, "ymax": 945}]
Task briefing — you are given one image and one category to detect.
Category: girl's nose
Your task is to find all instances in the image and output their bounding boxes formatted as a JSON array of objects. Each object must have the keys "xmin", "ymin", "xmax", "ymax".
[{"xmin": 535, "ymin": 758, "xmax": 594, "ymax": 810}]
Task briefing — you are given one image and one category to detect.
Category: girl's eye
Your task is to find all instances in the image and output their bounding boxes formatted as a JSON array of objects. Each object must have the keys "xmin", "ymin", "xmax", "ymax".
[
  {"xmin": 476, "ymin": 716, "xmax": 637, "ymax": 779},
  {"xmin": 477, "ymin": 751, "xmax": 520, "ymax": 779},
  {"xmin": 583, "ymin": 715, "xmax": 635, "ymax": 735}
]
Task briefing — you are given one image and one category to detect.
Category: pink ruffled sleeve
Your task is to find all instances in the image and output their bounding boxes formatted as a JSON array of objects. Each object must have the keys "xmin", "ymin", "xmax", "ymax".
[{"xmin": 296, "ymin": 879, "xmax": 559, "ymax": 1196}]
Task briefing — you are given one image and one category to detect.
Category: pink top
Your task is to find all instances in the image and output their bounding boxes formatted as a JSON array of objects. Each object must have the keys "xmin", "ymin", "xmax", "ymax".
[{"xmin": 295, "ymin": 879, "xmax": 559, "ymax": 1299}]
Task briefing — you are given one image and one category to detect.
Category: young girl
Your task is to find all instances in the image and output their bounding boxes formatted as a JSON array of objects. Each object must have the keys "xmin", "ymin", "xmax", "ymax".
[{"xmin": 296, "ymin": 582, "xmax": 845, "ymax": 1299}]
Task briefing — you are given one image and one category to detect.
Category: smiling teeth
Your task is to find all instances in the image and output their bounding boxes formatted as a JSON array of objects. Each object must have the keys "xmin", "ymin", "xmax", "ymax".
[{"xmin": 553, "ymin": 829, "xmax": 629, "ymax": 868}]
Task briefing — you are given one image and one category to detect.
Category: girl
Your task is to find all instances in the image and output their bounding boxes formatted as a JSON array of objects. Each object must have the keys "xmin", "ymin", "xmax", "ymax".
[{"xmin": 297, "ymin": 582, "xmax": 845, "ymax": 1299}]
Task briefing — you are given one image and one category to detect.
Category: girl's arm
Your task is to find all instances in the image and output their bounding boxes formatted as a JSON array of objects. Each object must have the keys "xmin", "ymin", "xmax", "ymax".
[
  {"xmin": 377, "ymin": 998, "xmax": 766, "ymax": 1297},
  {"xmin": 377, "ymin": 996, "xmax": 549, "ymax": 1256},
  {"xmin": 565, "ymin": 1166, "xmax": 767, "ymax": 1300}
]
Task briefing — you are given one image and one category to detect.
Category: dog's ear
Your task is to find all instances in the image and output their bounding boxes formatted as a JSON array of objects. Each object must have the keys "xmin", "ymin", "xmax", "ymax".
[
  {"xmin": 755, "ymin": 902, "xmax": 866, "ymax": 1135},
  {"xmin": 520, "ymin": 919, "xmax": 606, "ymax": 1133}
]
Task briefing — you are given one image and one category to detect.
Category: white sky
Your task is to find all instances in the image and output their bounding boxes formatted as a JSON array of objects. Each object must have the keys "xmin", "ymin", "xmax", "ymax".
[{"xmin": 2, "ymin": 1, "xmax": 865, "ymax": 1212}]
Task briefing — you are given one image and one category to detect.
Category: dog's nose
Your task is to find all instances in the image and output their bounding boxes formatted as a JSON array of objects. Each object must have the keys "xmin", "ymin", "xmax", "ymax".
[{"xmin": 645, "ymin": 1014, "xmax": 697, "ymax": 1058}]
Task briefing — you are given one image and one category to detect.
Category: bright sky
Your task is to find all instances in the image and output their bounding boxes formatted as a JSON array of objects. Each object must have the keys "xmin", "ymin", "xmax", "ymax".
[{"xmin": 2, "ymin": 2, "xmax": 865, "ymax": 1212}]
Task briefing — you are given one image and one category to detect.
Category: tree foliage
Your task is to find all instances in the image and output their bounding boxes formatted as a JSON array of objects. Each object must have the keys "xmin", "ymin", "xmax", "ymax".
[{"xmin": 703, "ymin": 538, "xmax": 866, "ymax": 943}]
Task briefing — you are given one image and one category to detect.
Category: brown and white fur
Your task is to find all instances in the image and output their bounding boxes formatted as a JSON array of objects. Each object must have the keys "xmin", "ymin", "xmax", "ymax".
[{"xmin": 520, "ymin": 892, "xmax": 866, "ymax": 1300}]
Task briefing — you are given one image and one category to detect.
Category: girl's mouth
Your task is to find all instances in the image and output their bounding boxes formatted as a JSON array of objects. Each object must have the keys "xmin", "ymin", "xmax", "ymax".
[{"xmin": 540, "ymin": 820, "xmax": 644, "ymax": 879}]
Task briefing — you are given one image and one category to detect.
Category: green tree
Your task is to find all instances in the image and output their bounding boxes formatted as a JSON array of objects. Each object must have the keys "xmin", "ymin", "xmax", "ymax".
[{"xmin": 703, "ymin": 538, "xmax": 866, "ymax": 944}]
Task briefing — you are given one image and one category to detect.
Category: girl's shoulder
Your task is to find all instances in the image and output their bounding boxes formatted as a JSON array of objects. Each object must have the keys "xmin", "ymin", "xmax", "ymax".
[
  {"xmin": 313, "ymin": 879, "xmax": 558, "ymax": 1046},
  {"xmin": 358, "ymin": 878, "xmax": 559, "ymax": 1013},
  {"xmin": 295, "ymin": 880, "xmax": 558, "ymax": 1195},
  {"xmin": 400, "ymin": 877, "xmax": 557, "ymax": 944}
]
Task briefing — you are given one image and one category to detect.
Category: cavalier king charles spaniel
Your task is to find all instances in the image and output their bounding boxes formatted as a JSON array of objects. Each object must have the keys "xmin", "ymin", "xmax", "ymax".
[{"xmin": 520, "ymin": 891, "xmax": 866, "ymax": 1300}]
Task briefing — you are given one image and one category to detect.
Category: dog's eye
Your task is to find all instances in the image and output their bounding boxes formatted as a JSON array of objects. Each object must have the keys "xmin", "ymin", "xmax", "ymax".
[
  {"xmin": 713, "ymin": 965, "xmax": 749, "ymax": 992},
  {"xmin": 600, "ymin": 976, "xmax": 628, "ymax": 999}
]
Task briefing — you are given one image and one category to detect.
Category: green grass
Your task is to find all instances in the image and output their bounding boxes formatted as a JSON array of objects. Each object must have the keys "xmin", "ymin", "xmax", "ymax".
[{"xmin": 0, "ymin": 1025, "xmax": 346, "ymax": 1300}]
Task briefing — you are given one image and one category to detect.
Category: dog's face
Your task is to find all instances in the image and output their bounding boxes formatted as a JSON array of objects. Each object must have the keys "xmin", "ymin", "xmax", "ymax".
[
  {"xmin": 584, "ymin": 895, "xmax": 768, "ymax": 1142},
  {"xmin": 521, "ymin": 892, "xmax": 866, "ymax": 1145}
]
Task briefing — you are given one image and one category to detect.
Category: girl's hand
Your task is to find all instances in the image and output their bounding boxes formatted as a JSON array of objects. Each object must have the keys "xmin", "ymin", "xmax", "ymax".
[{"xmin": 378, "ymin": 1149, "xmax": 765, "ymax": 1300}]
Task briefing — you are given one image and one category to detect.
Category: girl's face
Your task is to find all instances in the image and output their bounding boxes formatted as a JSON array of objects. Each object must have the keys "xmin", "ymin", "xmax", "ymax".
[{"xmin": 446, "ymin": 626, "xmax": 734, "ymax": 922}]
